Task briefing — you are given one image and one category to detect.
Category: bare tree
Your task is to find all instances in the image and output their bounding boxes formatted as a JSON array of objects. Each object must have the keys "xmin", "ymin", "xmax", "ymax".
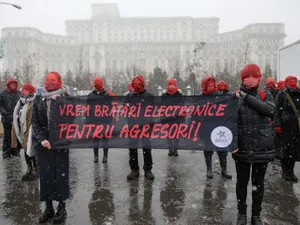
[
  {"xmin": 21, "ymin": 53, "xmax": 40, "ymax": 85},
  {"xmin": 0, "ymin": 69, "xmax": 10, "ymax": 90},
  {"xmin": 237, "ymin": 42, "xmax": 251, "ymax": 71}
]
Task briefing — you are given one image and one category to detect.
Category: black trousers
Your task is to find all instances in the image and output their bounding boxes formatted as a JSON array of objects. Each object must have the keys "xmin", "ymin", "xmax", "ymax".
[
  {"xmin": 235, "ymin": 160, "xmax": 268, "ymax": 216},
  {"xmin": 2, "ymin": 122, "xmax": 12, "ymax": 154},
  {"xmin": 204, "ymin": 151, "xmax": 228, "ymax": 159},
  {"xmin": 168, "ymin": 139, "xmax": 178, "ymax": 150},
  {"xmin": 129, "ymin": 149, "xmax": 153, "ymax": 171}
]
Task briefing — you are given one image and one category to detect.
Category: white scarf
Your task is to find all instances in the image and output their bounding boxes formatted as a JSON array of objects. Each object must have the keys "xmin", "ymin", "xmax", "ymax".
[{"xmin": 13, "ymin": 95, "xmax": 35, "ymax": 148}]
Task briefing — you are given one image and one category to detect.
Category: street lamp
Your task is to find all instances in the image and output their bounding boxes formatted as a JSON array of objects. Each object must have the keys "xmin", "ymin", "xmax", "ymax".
[{"xmin": 0, "ymin": 2, "xmax": 22, "ymax": 9}]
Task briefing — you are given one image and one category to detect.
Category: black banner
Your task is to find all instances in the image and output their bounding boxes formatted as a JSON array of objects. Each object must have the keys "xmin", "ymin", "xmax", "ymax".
[{"xmin": 49, "ymin": 95, "xmax": 238, "ymax": 151}]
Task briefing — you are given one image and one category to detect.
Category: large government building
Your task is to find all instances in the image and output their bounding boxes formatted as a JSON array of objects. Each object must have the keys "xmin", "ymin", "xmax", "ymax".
[{"xmin": 1, "ymin": 3, "xmax": 286, "ymax": 78}]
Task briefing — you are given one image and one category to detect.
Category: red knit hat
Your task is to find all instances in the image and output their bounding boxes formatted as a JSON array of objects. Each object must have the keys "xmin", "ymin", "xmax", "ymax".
[
  {"xmin": 21, "ymin": 84, "xmax": 36, "ymax": 96},
  {"xmin": 217, "ymin": 80, "xmax": 229, "ymax": 91},
  {"xmin": 240, "ymin": 64, "xmax": 261, "ymax": 81},
  {"xmin": 201, "ymin": 75, "xmax": 217, "ymax": 94},
  {"xmin": 277, "ymin": 80, "xmax": 285, "ymax": 90},
  {"xmin": 94, "ymin": 77, "xmax": 104, "ymax": 91}
]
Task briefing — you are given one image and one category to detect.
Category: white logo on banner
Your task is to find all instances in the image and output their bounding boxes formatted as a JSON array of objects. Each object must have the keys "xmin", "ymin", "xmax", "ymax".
[{"xmin": 210, "ymin": 126, "xmax": 233, "ymax": 148}]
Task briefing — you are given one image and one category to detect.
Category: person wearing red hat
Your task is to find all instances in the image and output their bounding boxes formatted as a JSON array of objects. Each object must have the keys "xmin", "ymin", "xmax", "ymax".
[
  {"xmin": 274, "ymin": 75, "xmax": 300, "ymax": 183},
  {"xmin": 277, "ymin": 80, "xmax": 285, "ymax": 91},
  {"xmin": 265, "ymin": 77, "xmax": 278, "ymax": 100},
  {"xmin": 233, "ymin": 64, "xmax": 275, "ymax": 225},
  {"xmin": 217, "ymin": 80, "xmax": 229, "ymax": 95},
  {"xmin": 88, "ymin": 77, "xmax": 111, "ymax": 163},
  {"xmin": 0, "ymin": 78, "xmax": 20, "ymax": 158},
  {"xmin": 200, "ymin": 76, "xmax": 232, "ymax": 180},
  {"xmin": 162, "ymin": 78, "xmax": 183, "ymax": 156},
  {"xmin": 32, "ymin": 72, "xmax": 70, "ymax": 224},
  {"xmin": 126, "ymin": 75, "xmax": 155, "ymax": 180},
  {"xmin": 11, "ymin": 84, "xmax": 38, "ymax": 181}
]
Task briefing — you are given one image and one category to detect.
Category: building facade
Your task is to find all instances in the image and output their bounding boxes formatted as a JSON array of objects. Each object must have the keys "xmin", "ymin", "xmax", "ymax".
[{"xmin": 1, "ymin": 3, "xmax": 286, "ymax": 78}]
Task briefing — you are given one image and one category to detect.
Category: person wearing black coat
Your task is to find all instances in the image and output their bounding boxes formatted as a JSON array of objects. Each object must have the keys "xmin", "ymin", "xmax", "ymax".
[
  {"xmin": 265, "ymin": 77, "xmax": 279, "ymax": 100},
  {"xmin": 88, "ymin": 77, "xmax": 110, "ymax": 164},
  {"xmin": 161, "ymin": 78, "xmax": 183, "ymax": 157},
  {"xmin": 274, "ymin": 75, "xmax": 300, "ymax": 183},
  {"xmin": 32, "ymin": 72, "xmax": 70, "ymax": 224},
  {"xmin": 126, "ymin": 75, "xmax": 155, "ymax": 181},
  {"xmin": 233, "ymin": 64, "xmax": 276, "ymax": 225},
  {"xmin": 201, "ymin": 76, "xmax": 232, "ymax": 180},
  {"xmin": 0, "ymin": 78, "xmax": 20, "ymax": 158}
]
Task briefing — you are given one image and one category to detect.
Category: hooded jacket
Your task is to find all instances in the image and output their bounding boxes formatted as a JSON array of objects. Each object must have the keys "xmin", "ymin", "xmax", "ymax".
[{"xmin": 0, "ymin": 78, "xmax": 20, "ymax": 123}]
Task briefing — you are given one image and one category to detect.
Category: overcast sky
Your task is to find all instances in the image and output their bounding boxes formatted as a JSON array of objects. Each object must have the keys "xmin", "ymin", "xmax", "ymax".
[{"xmin": 1, "ymin": 0, "xmax": 299, "ymax": 45}]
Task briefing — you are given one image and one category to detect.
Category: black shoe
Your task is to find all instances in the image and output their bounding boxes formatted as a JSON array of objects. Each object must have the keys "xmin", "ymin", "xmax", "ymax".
[
  {"xmin": 144, "ymin": 171, "xmax": 155, "ymax": 180},
  {"xmin": 173, "ymin": 150, "xmax": 179, "ymax": 156},
  {"xmin": 290, "ymin": 172, "xmax": 298, "ymax": 183},
  {"xmin": 27, "ymin": 167, "xmax": 38, "ymax": 181},
  {"xmin": 127, "ymin": 171, "xmax": 140, "ymax": 180},
  {"xmin": 2, "ymin": 151, "xmax": 11, "ymax": 159},
  {"xmin": 93, "ymin": 148, "xmax": 99, "ymax": 163},
  {"xmin": 282, "ymin": 171, "xmax": 292, "ymax": 181},
  {"xmin": 21, "ymin": 166, "xmax": 32, "ymax": 181},
  {"xmin": 236, "ymin": 214, "xmax": 247, "ymax": 225},
  {"xmin": 205, "ymin": 158, "xmax": 213, "ymax": 179},
  {"xmin": 102, "ymin": 155, "xmax": 107, "ymax": 163},
  {"xmin": 39, "ymin": 201, "xmax": 54, "ymax": 223},
  {"xmin": 52, "ymin": 202, "xmax": 67, "ymax": 224},
  {"xmin": 102, "ymin": 148, "xmax": 108, "ymax": 163},
  {"xmin": 251, "ymin": 216, "xmax": 263, "ymax": 225},
  {"xmin": 168, "ymin": 149, "xmax": 173, "ymax": 156}
]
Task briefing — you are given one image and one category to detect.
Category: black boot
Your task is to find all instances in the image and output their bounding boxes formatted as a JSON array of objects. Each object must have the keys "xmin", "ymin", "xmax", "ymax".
[
  {"xmin": 205, "ymin": 157, "xmax": 213, "ymax": 179},
  {"xmin": 28, "ymin": 166, "xmax": 38, "ymax": 181},
  {"xmin": 102, "ymin": 148, "xmax": 108, "ymax": 163},
  {"xmin": 236, "ymin": 214, "xmax": 247, "ymax": 225},
  {"xmin": 21, "ymin": 165, "xmax": 32, "ymax": 181},
  {"xmin": 93, "ymin": 148, "xmax": 99, "ymax": 163},
  {"xmin": 2, "ymin": 150, "xmax": 11, "ymax": 159},
  {"xmin": 219, "ymin": 156, "xmax": 232, "ymax": 179},
  {"xmin": 281, "ymin": 160, "xmax": 292, "ymax": 181},
  {"xmin": 39, "ymin": 201, "xmax": 54, "ymax": 223},
  {"xmin": 251, "ymin": 216, "xmax": 263, "ymax": 225},
  {"xmin": 53, "ymin": 201, "xmax": 67, "ymax": 224},
  {"xmin": 173, "ymin": 149, "xmax": 179, "ymax": 156},
  {"xmin": 168, "ymin": 149, "xmax": 173, "ymax": 156},
  {"xmin": 289, "ymin": 161, "xmax": 298, "ymax": 183}
]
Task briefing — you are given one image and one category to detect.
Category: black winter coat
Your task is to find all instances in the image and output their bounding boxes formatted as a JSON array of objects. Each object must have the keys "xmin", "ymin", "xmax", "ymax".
[
  {"xmin": 0, "ymin": 90, "xmax": 20, "ymax": 123},
  {"xmin": 232, "ymin": 85, "xmax": 276, "ymax": 164},
  {"xmin": 265, "ymin": 88, "xmax": 279, "ymax": 101},
  {"xmin": 88, "ymin": 89, "xmax": 110, "ymax": 97},
  {"xmin": 161, "ymin": 90, "xmax": 184, "ymax": 125},
  {"xmin": 274, "ymin": 87, "xmax": 300, "ymax": 160},
  {"xmin": 125, "ymin": 90, "xmax": 154, "ymax": 126},
  {"xmin": 161, "ymin": 90, "xmax": 183, "ymax": 97}
]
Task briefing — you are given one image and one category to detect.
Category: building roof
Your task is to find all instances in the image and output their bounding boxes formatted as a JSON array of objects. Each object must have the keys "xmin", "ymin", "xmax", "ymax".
[{"xmin": 279, "ymin": 39, "xmax": 300, "ymax": 51}]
